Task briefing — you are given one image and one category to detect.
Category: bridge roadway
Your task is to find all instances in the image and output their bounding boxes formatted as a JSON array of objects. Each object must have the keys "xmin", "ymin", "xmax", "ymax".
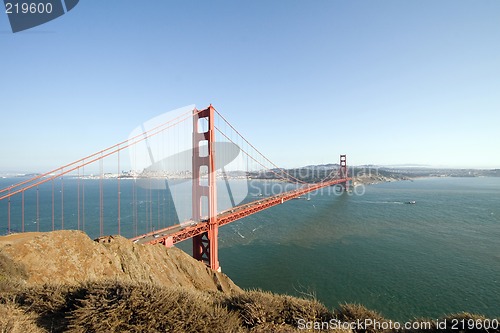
[{"xmin": 131, "ymin": 177, "xmax": 351, "ymax": 246}]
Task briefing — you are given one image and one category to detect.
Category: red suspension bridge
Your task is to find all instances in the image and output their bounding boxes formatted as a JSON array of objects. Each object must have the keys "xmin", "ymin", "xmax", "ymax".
[{"xmin": 0, "ymin": 105, "xmax": 351, "ymax": 271}]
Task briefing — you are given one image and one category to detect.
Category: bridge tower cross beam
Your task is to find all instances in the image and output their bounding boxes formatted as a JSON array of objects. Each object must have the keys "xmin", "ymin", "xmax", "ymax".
[{"xmin": 192, "ymin": 105, "xmax": 220, "ymax": 271}]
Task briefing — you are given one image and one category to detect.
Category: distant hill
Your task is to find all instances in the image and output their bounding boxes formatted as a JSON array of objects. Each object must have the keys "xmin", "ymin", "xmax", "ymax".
[{"xmin": 248, "ymin": 164, "xmax": 500, "ymax": 184}]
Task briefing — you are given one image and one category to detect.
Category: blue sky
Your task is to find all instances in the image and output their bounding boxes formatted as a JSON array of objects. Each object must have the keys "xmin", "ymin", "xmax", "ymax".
[{"xmin": 1, "ymin": 0, "xmax": 499, "ymax": 173}]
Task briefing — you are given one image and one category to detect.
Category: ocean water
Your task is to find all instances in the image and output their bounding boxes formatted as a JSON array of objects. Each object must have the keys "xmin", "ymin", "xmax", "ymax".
[
  {"xmin": 215, "ymin": 177, "xmax": 500, "ymax": 321},
  {"xmin": 1, "ymin": 176, "xmax": 499, "ymax": 320}
]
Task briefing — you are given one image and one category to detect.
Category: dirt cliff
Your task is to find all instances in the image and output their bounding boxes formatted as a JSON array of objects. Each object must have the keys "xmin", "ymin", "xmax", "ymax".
[{"xmin": 0, "ymin": 230, "xmax": 240, "ymax": 295}]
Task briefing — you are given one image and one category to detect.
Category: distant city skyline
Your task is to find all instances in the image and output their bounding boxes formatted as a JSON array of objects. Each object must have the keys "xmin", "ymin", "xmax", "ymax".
[{"xmin": 1, "ymin": 1, "xmax": 499, "ymax": 173}]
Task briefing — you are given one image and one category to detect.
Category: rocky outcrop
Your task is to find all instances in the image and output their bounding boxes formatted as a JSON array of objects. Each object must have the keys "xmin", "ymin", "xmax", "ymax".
[{"xmin": 0, "ymin": 230, "xmax": 240, "ymax": 295}]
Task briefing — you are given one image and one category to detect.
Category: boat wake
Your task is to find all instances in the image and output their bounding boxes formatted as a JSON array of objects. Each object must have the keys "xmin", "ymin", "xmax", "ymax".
[{"xmin": 357, "ymin": 200, "xmax": 405, "ymax": 205}]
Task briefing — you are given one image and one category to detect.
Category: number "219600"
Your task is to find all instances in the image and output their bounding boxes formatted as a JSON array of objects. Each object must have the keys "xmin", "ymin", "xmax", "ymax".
[{"xmin": 5, "ymin": 2, "xmax": 53, "ymax": 14}]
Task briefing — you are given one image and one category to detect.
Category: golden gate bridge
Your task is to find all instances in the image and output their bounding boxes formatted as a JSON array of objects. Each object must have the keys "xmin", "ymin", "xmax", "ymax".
[{"xmin": 0, "ymin": 105, "xmax": 351, "ymax": 271}]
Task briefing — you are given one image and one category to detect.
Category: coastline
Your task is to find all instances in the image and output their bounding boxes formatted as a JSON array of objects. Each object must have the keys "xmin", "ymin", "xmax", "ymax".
[{"xmin": 352, "ymin": 174, "xmax": 413, "ymax": 186}]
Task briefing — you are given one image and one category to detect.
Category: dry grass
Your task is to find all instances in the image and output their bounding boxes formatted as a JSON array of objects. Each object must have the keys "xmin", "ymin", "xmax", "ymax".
[
  {"xmin": 225, "ymin": 289, "xmax": 331, "ymax": 331},
  {"xmin": 0, "ymin": 301, "xmax": 46, "ymax": 333},
  {"xmin": 0, "ymin": 279, "xmax": 498, "ymax": 333},
  {"xmin": 14, "ymin": 284, "xmax": 85, "ymax": 332},
  {"xmin": 0, "ymin": 252, "xmax": 27, "ymax": 279},
  {"xmin": 0, "ymin": 252, "xmax": 27, "ymax": 294},
  {"xmin": 333, "ymin": 303, "xmax": 389, "ymax": 333},
  {"xmin": 4, "ymin": 280, "xmax": 243, "ymax": 333},
  {"xmin": 67, "ymin": 281, "xmax": 243, "ymax": 333}
]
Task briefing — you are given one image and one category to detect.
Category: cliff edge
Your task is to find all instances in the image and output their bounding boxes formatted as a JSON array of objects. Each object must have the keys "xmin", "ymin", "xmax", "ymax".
[{"xmin": 0, "ymin": 230, "xmax": 240, "ymax": 295}]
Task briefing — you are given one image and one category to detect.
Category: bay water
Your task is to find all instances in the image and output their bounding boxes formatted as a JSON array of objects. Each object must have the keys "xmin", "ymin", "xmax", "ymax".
[
  {"xmin": 216, "ymin": 177, "xmax": 500, "ymax": 321},
  {"xmin": 1, "ymin": 176, "xmax": 499, "ymax": 320}
]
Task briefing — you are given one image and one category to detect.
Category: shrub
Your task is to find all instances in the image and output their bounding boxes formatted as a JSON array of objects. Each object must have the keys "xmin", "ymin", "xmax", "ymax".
[
  {"xmin": 0, "ymin": 301, "xmax": 45, "ymax": 333},
  {"xmin": 0, "ymin": 252, "xmax": 27, "ymax": 294},
  {"xmin": 225, "ymin": 289, "xmax": 331, "ymax": 330},
  {"xmin": 334, "ymin": 303, "xmax": 387, "ymax": 333},
  {"xmin": 67, "ymin": 281, "xmax": 243, "ymax": 333},
  {"xmin": 15, "ymin": 284, "xmax": 85, "ymax": 332}
]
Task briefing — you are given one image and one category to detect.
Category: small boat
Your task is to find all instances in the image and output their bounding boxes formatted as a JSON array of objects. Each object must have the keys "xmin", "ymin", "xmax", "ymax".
[{"xmin": 406, "ymin": 201, "xmax": 416, "ymax": 204}]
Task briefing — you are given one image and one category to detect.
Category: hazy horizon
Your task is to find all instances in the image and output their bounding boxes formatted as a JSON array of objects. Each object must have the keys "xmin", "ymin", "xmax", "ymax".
[{"xmin": 1, "ymin": 162, "xmax": 498, "ymax": 178}]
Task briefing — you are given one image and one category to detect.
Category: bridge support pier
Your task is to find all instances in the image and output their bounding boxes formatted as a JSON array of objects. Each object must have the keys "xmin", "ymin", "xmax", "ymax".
[
  {"xmin": 164, "ymin": 236, "xmax": 174, "ymax": 247},
  {"xmin": 192, "ymin": 105, "xmax": 220, "ymax": 271}
]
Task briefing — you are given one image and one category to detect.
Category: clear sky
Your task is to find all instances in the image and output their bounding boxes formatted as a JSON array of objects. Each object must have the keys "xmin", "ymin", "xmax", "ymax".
[{"xmin": 1, "ymin": 1, "xmax": 499, "ymax": 173}]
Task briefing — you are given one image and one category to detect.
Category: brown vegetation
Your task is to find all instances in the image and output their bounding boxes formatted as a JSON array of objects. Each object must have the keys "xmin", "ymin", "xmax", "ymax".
[
  {"xmin": 2, "ymin": 282, "xmax": 498, "ymax": 333},
  {"xmin": 0, "ymin": 231, "xmax": 498, "ymax": 332}
]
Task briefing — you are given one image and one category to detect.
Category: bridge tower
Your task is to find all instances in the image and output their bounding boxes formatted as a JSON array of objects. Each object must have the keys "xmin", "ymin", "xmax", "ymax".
[
  {"xmin": 340, "ymin": 154, "xmax": 349, "ymax": 191},
  {"xmin": 192, "ymin": 105, "xmax": 220, "ymax": 271}
]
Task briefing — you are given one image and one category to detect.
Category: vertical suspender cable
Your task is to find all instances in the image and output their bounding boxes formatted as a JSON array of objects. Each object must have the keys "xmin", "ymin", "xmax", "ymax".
[
  {"xmin": 99, "ymin": 155, "xmax": 104, "ymax": 237},
  {"xmin": 146, "ymin": 181, "xmax": 149, "ymax": 233},
  {"xmin": 156, "ymin": 127, "xmax": 160, "ymax": 230},
  {"xmin": 117, "ymin": 147, "xmax": 121, "ymax": 235},
  {"xmin": 149, "ymin": 183, "xmax": 152, "ymax": 233},
  {"xmin": 7, "ymin": 189, "xmax": 10, "ymax": 234},
  {"xmin": 157, "ymin": 190, "xmax": 160, "ymax": 231},
  {"xmin": 132, "ymin": 139, "xmax": 137, "ymax": 236},
  {"xmin": 162, "ymin": 190, "xmax": 165, "ymax": 229},
  {"xmin": 133, "ymin": 180, "xmax": 137, "ymax": 236},
  {"xmin": 176, "ymin": 116, "xmax": 180, "ymax": 223},
  {"xmin": 36, "ymin": 186, "xmax": 40, "ymax": 232},
  {"xmin": 77, "ymin": 167, "xmax": 80, "ymax": 230},
  {"xmin": 82, "ymin": 161, "xmax": 85, "ymax": 231},
  {"xmin": 21, "ymin": 191, "xmax": 24, "ymax": 232},
  {"xmin": 61, "ymin": 170, "xmax": 64, "ymax": 229},
  {"xmin": 52, "ymin": 180, "xmax": 55, "ymax": 231},
  {"xmin": 144, "ymin": 184, "xmax": 147, "ymax": 233}
]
